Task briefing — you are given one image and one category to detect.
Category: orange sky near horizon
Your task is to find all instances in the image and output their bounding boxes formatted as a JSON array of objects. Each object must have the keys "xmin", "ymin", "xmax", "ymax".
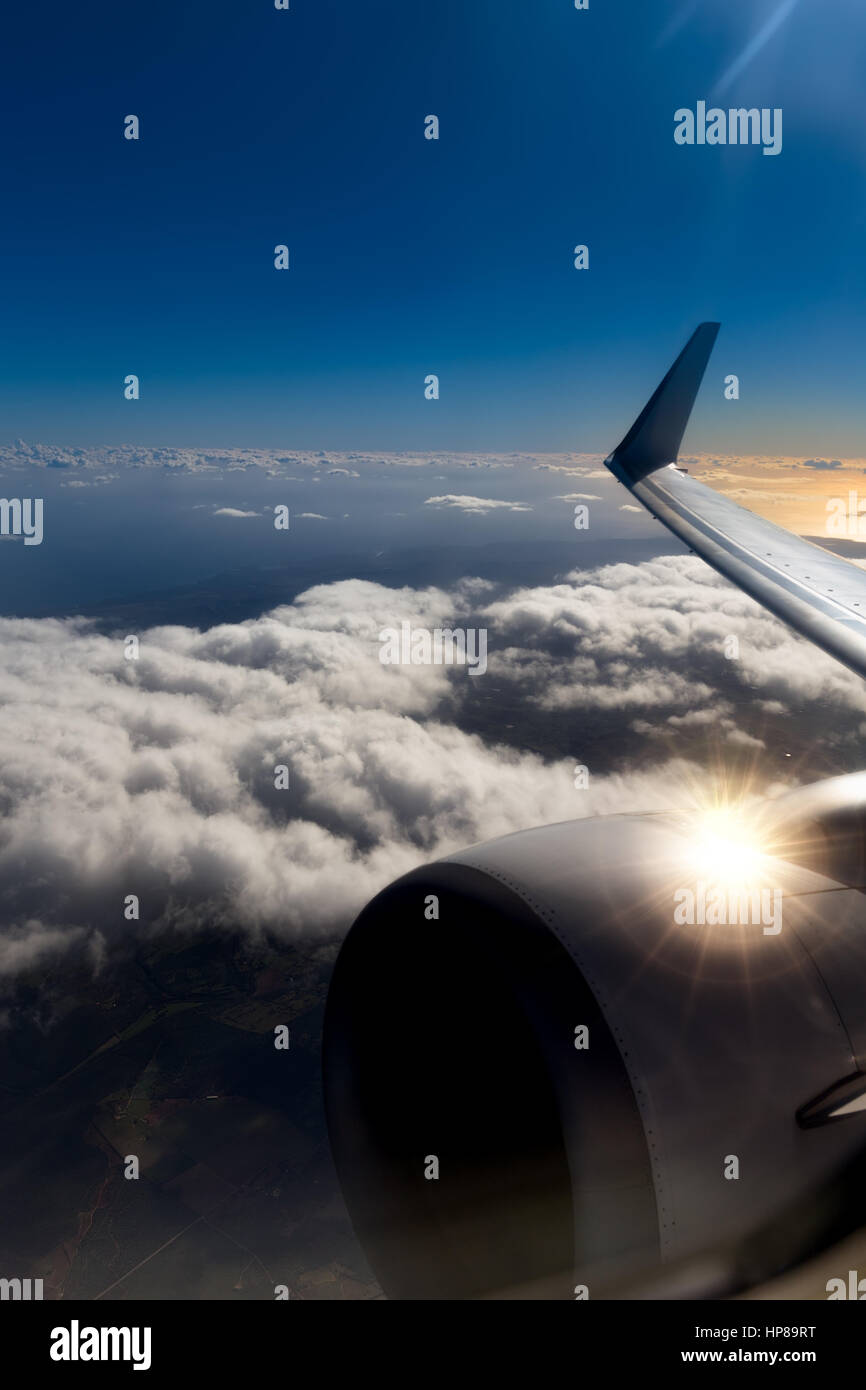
[{"xmin": 685, "ymin": 455, "xmax": 866, "ymax": 544}]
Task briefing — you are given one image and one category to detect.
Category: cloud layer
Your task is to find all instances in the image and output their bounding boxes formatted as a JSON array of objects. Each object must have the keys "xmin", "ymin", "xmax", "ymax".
[{"xmin": 1, "ymin": 556, "xmax": 865, "ymax": 985}]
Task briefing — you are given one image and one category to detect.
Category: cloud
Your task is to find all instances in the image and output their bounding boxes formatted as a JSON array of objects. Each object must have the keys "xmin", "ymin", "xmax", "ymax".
[
  {"xmin": 0, "ymin": 921, "xmax": 89, "ymax": 978},
  {"xmin": 0, "ymin": 443, "xmax": 584, "ymax": 478},
  {"xmin": 480, "ymin": 554, "xmax": 866, "ymax": 717},
  {"xmin": 424, "ymin": 495, "xmax": 532, "ymax": 514},
  {"xmin": 803, "ymin": 459, "xmax": 843, "ymax": 470},
  {"xmin": 554, "ymin": 493, "xmax": 602, "ymax": 502},
  {"xmin": 1, "ymin": 557, "xmax": 864, "ymax": 986},
  {"xmin": 296, "ymin": 512, "xmax": 329, "ymax": 520},
  {"xmin": 723, "ymin": 490, "xmax": 801, "ymax": 503},
  {"xmin": 0, "ymin": 580, "xmax": 626, "ymax": 976},
  {"xmin": 619, "ymin": 504, "xmax": 643, "ymax": 512},
  {"xmin": 213, "ymin": 507, "xmax": 260, "ymax": 518},
  {"xmin": 532, "ymin": 457, "xmax": 605, "ymax": 476}
]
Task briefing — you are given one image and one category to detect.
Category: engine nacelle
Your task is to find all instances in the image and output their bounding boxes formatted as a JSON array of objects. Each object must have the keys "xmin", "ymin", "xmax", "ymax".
[{"xmin": 323, "ymin": 778, "xmax": 866, "ymax": 1299}]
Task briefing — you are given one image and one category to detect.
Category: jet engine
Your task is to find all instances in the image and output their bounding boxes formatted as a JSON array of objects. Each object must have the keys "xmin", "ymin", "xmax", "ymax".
[{"xmin": 323, "ymin": 774, "xmax": 866, "ymax": 1299}]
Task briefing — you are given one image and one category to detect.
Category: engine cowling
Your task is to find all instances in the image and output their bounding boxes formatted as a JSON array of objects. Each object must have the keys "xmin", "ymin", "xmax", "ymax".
[{"xmin": 323, "ymin": 777, "xmax": 866, "ymax": 1299}]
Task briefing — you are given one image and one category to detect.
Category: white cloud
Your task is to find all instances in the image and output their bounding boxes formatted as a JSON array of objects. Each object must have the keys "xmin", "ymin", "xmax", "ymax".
[
  {"xmin": 424, "ymin": 495, "xmax": 532, "ymax": 514},
  {"xmin": 0, "ymin": 921, "xmax": 88, "ymax": 978},
  {"xmin": 481, "ymin": 554, "xmax": 866, "ymax": 716},
  {"xmin": 0, "ymin": 557, "xmax": 863, "ymax": 981}
]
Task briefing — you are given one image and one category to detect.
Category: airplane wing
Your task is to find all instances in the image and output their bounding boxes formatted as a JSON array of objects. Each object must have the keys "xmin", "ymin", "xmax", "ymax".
[{"xmin": 604, "ymin": 323, "xmax": 866, "ymax": 680}]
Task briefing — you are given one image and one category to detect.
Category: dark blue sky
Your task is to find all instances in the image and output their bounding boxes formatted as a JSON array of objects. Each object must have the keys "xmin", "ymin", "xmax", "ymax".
[{"xmin": 2, "ymin": 0, "xmax": 865, "ymax": 454}]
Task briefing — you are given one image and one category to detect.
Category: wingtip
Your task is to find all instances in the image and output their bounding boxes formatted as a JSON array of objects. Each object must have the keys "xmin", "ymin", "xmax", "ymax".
[{"xmin": 607, "ymin": 323, "xmax": 720, "ymax": 486}]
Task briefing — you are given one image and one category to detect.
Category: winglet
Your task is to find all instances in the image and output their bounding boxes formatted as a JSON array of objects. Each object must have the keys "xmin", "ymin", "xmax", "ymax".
[{"xmin": 605, "ymin": 322, "xmax": 720, "ymax": 485}]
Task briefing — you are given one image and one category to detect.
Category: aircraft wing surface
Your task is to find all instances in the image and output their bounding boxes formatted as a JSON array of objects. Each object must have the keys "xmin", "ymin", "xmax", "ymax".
[{"xmin": 605, "ymin": 323, "xmax": 866, "ymax": 679}]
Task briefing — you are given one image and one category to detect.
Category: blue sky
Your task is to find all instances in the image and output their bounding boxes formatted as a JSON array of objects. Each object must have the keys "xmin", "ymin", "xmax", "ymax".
[{"xmin": 2, "ymin": 0, "xmax": 865, "ymax": 454}]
